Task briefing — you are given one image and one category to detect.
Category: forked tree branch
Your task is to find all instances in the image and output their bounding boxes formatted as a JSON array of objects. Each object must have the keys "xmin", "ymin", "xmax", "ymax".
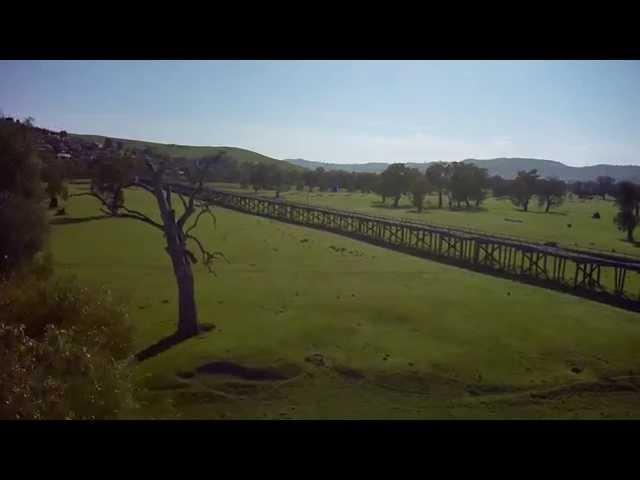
[
  {"xmin": 71, "ymin": 191, "xmax": 164, "ymax": 232},
  {"xmin": 186, "ymin": 233, "xmax": 229, "ymax": 275},
  {"xmin": 176, "ymin": 192, "xmax": 189, "ymax": 212}
]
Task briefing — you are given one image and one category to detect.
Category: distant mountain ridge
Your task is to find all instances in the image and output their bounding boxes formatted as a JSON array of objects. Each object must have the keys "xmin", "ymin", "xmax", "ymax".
[{"xmin": 287, "ymin": 157, "xmax": 640, "ymax": 182}]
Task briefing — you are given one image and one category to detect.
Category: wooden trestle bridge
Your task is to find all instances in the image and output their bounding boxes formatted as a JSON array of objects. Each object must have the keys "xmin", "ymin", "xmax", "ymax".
[{"xmin": 160, "ymin": 181, "xmax": 640, "ymax": 313}]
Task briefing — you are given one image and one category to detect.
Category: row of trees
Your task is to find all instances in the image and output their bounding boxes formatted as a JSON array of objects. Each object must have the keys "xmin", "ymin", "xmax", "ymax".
[
  {"xmin": 372, "ymin": 162, "xmax": 489, "ymax": 212},
  {"xmin": 210, "ymin": 159, "xmax": 380, "ymax": 196},
  {"xmin": 373, "ymin": 163, "xmax": 565, "ymax": 214}
]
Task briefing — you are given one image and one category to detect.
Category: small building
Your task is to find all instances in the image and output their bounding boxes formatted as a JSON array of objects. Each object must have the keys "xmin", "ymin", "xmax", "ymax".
[{"xmin": 56, "ymin": 153, "xmax": 72, "ymax": 160}]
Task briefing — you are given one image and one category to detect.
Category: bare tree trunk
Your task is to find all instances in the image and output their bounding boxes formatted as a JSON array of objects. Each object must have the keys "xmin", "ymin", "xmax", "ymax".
[
  {"xmin": 628, "ymin": 228, "xmax": 635, "ymax": 243},
  {"xmin": 151, "ymin": 179, "xmax": 201, "ymax": 338},
  {"xmin": 164, "ymin": 224, "xmax": 199, "ymax": 337},
  {"xmin": 523, "ymin": 199, "xmax": 529, "ymax": 212},
  {"xmin": 171, "ymin": 250, "xmax": 199, "ymax": 337},
  {"xmin": 545, "ymin": 199, "xmax": 551, "ymax": 213},
  {"xmin": 438, "ymin": 190, "xmax": 443, "ymax": 209},
  {"xmin": 394, "ymin": 195, "xmax": 400, "ymax": 208}
]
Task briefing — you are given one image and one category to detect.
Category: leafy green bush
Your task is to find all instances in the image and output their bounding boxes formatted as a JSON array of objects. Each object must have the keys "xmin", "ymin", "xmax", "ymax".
[{"xmin": 0, "ymin": 272, "xmax": 136, "ymax": 419}]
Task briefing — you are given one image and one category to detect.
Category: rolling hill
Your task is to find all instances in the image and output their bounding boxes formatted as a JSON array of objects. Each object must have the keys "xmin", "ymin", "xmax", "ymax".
[
  {"xmin": 287, "ymin": 157, "xmax": 640, "ymax": 182},
  {"xmin": 71, "ymin": 134, "xmax": 304, "ymax": 170}
]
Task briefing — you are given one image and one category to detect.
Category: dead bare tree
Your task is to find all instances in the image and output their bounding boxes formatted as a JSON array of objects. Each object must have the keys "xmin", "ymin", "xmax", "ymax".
[{"xmin": 71, "ymin": 151, "xmax": 227, "ymax": 359}]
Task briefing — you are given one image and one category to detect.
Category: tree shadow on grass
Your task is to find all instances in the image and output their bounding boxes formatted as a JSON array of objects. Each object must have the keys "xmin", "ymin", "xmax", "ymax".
[
  {"xmin": 49, "ymin": 215, "xmax": 111, "ymax": 225},
  {"xmin": 133, "ymin": 323, "xmax": 216, "ymax": 363}
]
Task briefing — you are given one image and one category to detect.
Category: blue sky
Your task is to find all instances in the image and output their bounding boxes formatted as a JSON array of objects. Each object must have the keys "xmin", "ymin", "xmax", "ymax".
[{"xmin": 1, "ymin": 60, "xmax": 639, "ymax": 166}]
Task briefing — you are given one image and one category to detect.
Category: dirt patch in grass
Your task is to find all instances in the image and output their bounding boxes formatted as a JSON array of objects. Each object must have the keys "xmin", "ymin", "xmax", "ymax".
[
  {"xmin": 333, "ymin": 364, "xmax": 366, "ymax": 380},
  {"xmin": 465, "ymin": 384, "xmax": 527, "ymax": 396}
]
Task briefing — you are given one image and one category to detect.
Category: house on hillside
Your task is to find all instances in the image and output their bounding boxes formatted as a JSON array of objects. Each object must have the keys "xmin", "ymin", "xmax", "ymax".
[{"xmin": 56, "ymin": 153, "xmax": 72, "ymax": 160}]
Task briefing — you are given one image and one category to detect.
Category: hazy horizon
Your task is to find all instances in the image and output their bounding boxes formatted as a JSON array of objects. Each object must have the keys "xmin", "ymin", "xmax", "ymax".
[{"xmin": 1, "ymin": 60, "xmax": 639, "ymax": 166}]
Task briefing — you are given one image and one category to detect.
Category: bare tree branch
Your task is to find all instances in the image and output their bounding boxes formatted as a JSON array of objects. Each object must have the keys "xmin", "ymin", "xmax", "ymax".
[
  {"xmin": 118, "ymin": 205, "xmax": 164, "ymax": 230},
  {"xmin": 184, "ymin": 249, "xmax": 198, "ymax": 264},
  {"xmin": 177, "ymin": 181, "xmax": 202, "ymax": 229},
  {"xmin": 176, "ymin": 192, "xmax": 188, "ymax": 212},
  {"xmin": 128, "ymin": 180, "xmax": 156, "ymax": 196},
  {"xmin": 186, "ymin": 202, "xmax": 216, "ymax": 235},
  {"xmin": 116, "ymin": 213, "xmax": 165, "ymax": 231}
]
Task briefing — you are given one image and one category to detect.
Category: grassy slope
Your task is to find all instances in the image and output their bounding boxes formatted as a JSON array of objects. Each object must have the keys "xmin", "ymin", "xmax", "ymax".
[
  {"xmin": 51, "ymin": 186, "xmax": 640, "ymax": 419},
  {"xmin": 71, "ymin": 134, "xmax": 302, "ymax": 170}
]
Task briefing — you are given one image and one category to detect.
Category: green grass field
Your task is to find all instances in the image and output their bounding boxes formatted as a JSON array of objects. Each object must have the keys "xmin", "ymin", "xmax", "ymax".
[{"xmin": 51, "ymin": 186, "xmax": 640, "ymax": 419}]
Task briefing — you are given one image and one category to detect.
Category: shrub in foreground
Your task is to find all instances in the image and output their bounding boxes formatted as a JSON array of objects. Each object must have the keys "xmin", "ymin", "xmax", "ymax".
[{"xmin": 0, "ymin": 271, "xmax": 136, "ymax": 419}]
